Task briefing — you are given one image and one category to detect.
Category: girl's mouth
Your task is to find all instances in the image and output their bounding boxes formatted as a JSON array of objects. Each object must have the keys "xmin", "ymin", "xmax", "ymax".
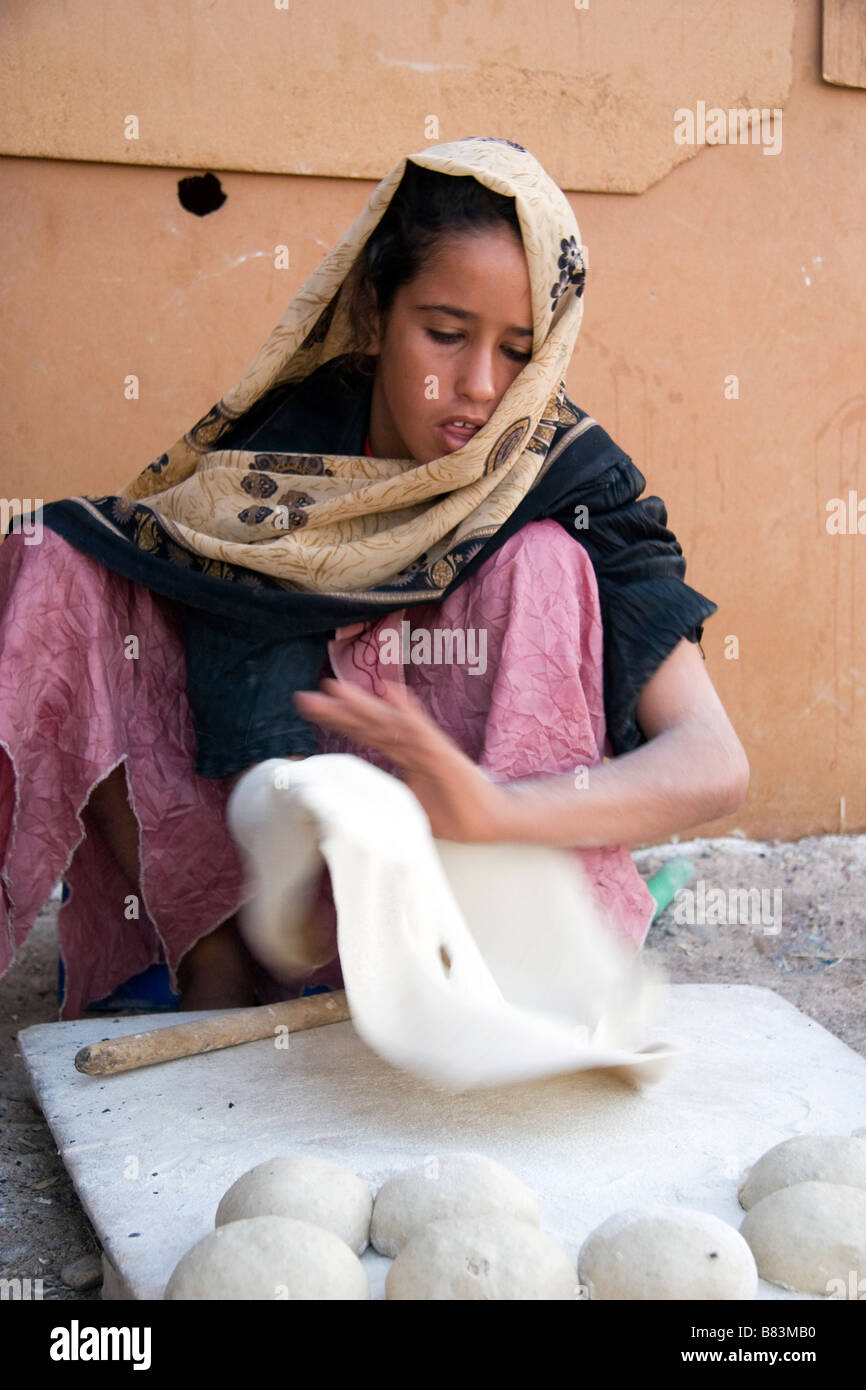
[{"xmin": 436, "ymin": 420, "xmax": 482, "ymax": 452}]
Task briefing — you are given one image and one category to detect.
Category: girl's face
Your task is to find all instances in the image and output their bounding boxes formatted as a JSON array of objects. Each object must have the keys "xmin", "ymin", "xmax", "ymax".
[{"xmin": 366, "ymin": 226, "xmax": 533, "ymax": 465}]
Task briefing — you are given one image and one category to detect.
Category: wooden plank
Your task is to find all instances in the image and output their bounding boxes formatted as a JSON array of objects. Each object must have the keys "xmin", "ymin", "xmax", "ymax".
[{"xmin": 823, "ymin": 0, "xmax": 866, "ymax": 88}]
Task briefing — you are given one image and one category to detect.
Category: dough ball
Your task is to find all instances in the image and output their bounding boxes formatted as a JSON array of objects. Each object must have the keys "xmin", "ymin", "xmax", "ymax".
[
  {"xmin": 578, "ymin": 1206, "xmax": 757, "ymax": 1300},
  {"xmin": 739, "ymin": 1181, "xmax": 866, "ymax": 1294},
  {"xmin": 386, "ymin": 1215, "xmax": 577, "ymax": 1300},
  {"xmin": 370, "ymin": 1152, "xmax": 539, "ymax": 1257},
  {"xmin": 164, "ymin": 1216, "xmax": 369, "ymax": 1300},
  {"xmin": 215, "ymin": 1154, "xmax": 372, "ymax": 1255},
  {"xmin": 739, "ymin": 1135, "xmax": 866, "ymax": 1210}
]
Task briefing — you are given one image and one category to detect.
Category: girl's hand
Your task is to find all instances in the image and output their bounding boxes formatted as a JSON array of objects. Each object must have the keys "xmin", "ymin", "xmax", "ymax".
[{"xmin": 292, "ymin": 678, "xmax": 511, "ymax": 843}]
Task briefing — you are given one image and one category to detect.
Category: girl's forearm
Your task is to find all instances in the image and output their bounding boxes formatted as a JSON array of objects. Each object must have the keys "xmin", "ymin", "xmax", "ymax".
[{"xmin": 491, "ymin": 720, "xmax": 748, "ymax": 849}]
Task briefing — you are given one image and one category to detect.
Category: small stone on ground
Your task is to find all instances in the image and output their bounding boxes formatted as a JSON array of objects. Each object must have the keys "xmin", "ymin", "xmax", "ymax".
[{"xmin": 60, "ymin": 1252, "xmax": 103, "ymax": 1291}]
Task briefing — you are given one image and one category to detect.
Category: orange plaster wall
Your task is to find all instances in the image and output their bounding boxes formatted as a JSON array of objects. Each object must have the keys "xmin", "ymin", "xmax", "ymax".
[
  {"xmin": 0, "ymin": 0, "xmax": 794, "ymax": 194},
  {"xmin": 0, "ymin": 0, "xmax": 863, "ymax": 841}
]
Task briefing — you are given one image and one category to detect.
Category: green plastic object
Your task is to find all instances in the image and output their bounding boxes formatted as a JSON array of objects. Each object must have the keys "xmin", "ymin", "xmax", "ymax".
[{"xmin": 646, "ymin": 855, "xmax": 696, "ymax": 920}]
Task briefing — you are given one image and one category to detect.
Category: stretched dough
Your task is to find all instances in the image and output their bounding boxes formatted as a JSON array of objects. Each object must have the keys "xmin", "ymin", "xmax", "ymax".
[
  {"xmin": 739, "ymin": 1135, "xmax": 866, "ymax": 1210},
  {"xmin": 578, "ymin": 1207, "xmax": 758, "ymax": 1300},
  {"xmin": 739, "ymin": 1181, "xmax": 866, "ymax": 1294},
  {"xmin": 228, "ymin": 754, "xmax": 675, "ymax": 1091},
  {"xmin": 386, "ymin": 1215, "xmax": 577, "ymax": 1300},
  {"xmin": 164, "ymin": 1216, "xmax": 369, "ymax": 1300},
  {"xmin": 371, "ymin": 1152, "xmax": 539, "ymax": 1257},
  {"xmin": 215, "ymin": 1154, "xmax": 372, "ymax": 1255}
]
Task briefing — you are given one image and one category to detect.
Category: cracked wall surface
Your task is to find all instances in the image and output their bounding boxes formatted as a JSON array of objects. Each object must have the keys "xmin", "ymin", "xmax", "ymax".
[{"xmin": 0, "ymin": 0, "xmax": 795, "ymax": 193}]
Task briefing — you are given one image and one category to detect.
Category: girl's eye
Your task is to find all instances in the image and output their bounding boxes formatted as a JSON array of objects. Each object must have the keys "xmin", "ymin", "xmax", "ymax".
[{"xmin": 426, "ymin": 329, "xmax": 531, "ymax": 363}]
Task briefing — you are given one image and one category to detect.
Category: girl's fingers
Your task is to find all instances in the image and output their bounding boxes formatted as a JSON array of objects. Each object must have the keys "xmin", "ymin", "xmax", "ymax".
[
  {"xmin": 295, "ymin": 684, "xmax": 400, "ymax": 733},
  {"xmin": 292, "ymin": 686, "xmax": 420, "ymax": 759},
  {"xmin": 291, "ymin": 678, "xmax": 498, "ymax": 838},
  {"xmin": 292, "ymin": 679, "xmax": 462, "ymax": 772},
  {"xmin": 296, "ymin": 678, "xmax": 400, "ymax": 721},
  {"xmin": 294, "ymin": 679, "xmax": 427, "ymax": 736}
]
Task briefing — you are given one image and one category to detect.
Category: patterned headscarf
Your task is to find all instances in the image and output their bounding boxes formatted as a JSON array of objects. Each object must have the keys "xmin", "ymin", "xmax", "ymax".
[{"xmin": 117, "ymin": 136, "xmax": 588, "ymax": 598}]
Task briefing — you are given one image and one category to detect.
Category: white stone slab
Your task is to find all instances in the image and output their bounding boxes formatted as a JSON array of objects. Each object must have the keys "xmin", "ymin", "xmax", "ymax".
[{"xmin": 17, "ymin": 985, "xmax": 866, "ymax": 1301}]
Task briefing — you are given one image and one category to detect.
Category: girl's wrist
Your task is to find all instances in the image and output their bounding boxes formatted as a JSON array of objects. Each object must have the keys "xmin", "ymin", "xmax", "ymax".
[
  {"xmin": 487, "ymin": 775, "xmax": 599, "ymax": 848},
  {"xmin": 488, "ymin": 778, "xmax": 548, "ymax": 845}
]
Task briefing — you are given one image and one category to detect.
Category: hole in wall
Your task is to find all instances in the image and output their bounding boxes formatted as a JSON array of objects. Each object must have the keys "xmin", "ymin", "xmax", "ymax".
[
  {"xmin": 439, "ymin": 944, "xmax": 452, "ymax": 975},
  {"xmin": 177, "ymin": 172, "xmax": 227, "ymax": 217}
]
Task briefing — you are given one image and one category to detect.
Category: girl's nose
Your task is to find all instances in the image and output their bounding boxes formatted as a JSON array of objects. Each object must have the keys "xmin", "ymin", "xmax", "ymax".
[{"xmin": 455, "ymin": 349, "xmax": 498, "ymax": 403}]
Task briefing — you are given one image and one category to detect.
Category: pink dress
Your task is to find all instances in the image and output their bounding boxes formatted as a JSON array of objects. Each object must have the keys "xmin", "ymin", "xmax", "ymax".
[{"xmin": 0, "ymin": 519, "xmax": 654, "ymax": 1018}]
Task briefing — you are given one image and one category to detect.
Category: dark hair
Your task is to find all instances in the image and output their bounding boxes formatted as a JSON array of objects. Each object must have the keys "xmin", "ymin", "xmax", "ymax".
[{"xmin": 340, "ymin": 160, "xmax": 523, "ymax": 378}]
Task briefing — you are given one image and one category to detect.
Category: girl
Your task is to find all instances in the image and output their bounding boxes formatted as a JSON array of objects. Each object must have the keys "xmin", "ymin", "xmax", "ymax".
[{"xmin": 0, "ymin": 137, "xmax": 748, "ymax": 1016}]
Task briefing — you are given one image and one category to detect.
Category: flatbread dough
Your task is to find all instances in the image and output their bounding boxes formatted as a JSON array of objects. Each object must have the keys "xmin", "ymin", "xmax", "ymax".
[
  {"xmin": 578, "ymin": 1206, "xmax": 758, "ymax": 1300},
  {"xmin": 215, "ymin": 1155, "xmax": 372, "ymax": 1254},
  {"xmin": 739, "ymin": 1135, "xmax": 866, "ymax": 1210},
  {"xmin": 164, "ymin": 1216, "xmax": 370, "ymax": 1300},
  {"xmin": 227, "ymin": 754, "xmax": 675, "ymax": 1091},
  {"xmin": 739, "ymin": 1181, "xmax": 866, "ymax": 1294},
  {"xmin": 370, "ymin": 1152, "xmax": 540, "ymax": 1257},
  {"xmin": 386, "ymin": 1215, "xmax": 577, "ymax": 1300}
]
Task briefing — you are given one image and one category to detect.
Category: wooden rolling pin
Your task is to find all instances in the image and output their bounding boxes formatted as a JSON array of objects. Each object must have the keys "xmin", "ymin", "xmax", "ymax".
[{"xmin": 73, "ymin": 989, "xmax": 350, "ymax": 1077}]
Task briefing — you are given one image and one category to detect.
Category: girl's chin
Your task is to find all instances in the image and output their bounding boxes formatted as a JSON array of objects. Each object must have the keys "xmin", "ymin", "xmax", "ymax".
[{"xmin": 410, "ymin": 442, "xmax": 444, "ymax": 465}]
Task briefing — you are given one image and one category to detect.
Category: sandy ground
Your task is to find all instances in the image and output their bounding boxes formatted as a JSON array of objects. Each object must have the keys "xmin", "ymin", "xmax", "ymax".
[{"xmin": 1, "ymin": 833, "xmax": 863, "ymax": 1300}]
